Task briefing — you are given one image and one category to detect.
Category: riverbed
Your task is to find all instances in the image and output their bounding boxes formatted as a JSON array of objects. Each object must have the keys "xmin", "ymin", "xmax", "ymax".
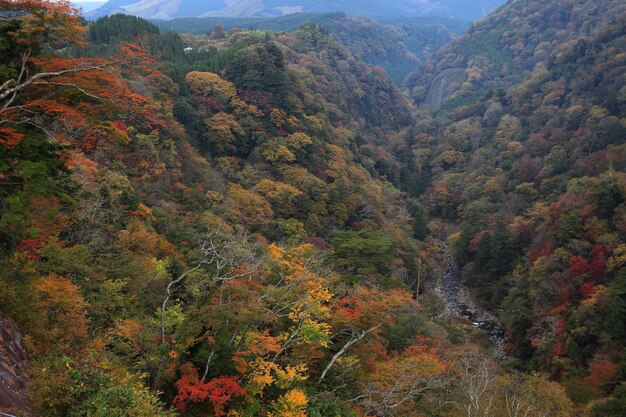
[{"xmin": 434, "ymin": 250, "xmax": 507, "ymax": 359}]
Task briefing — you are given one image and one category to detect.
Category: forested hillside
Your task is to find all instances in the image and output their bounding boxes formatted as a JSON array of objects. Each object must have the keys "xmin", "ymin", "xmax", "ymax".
[
  {"xmin": 409, "ymin": 0, "xmax": 626, "ymax": 413},
  {"xmin": 406, "ymin": 0, "xmax": 626, "ymax": 108},
  {"xmin": 0, "ymin": 0, "xmax": 624, "ymax": 416}
]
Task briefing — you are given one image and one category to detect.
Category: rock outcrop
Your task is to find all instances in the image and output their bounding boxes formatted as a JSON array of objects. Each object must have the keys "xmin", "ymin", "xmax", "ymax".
[{"xmin": 0, "ymin": 314, "xmax": 33, "ymax": 416}]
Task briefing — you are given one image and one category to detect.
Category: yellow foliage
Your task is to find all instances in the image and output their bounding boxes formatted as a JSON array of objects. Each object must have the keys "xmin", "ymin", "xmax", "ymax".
[
  {"xmin": 269, "ymin": 389, "xmax": 308, "ymax": 417},
  {"xmin": 263, "ymin": 144, "xmax": 297, "ymax": 163},
  {"xmin": 185, "ymin": 71, "xmax": 237, "ymax": 104},
  {"xmin": 205, "ymin": 112, "xmax": 245, "ymax": 153},
  {"xmin": 439, "ymin": 150, "xmax": 464, "ymax": 165},
  {"xmin": 607, "ymin": 244, "xmax": 626, "ymax": 271},
  {"xmin": 254, "ymin": 179, "xmax": 303, "ymax": 215},
  {"xmin": 247, "ymin": 358, "xmax": 277, "ymax": 395},
  {"xmin": 274, "ymin": 364, "xmax": 309, "ymax": 388},
  {"xmin": 231, "ymin": 96, "xmax": 262, "ymax": 117},
  {"xmin": 285, "ymin": 132, "xmax": 313, "ymax": 150},
  {"xmin": 493, "ymin": 373, "xmax": 573, "ymax": 417},
  {"xmin": 225, "ymin": 183, "xmax": 274, "ymax": 225},
  {"xmin": 303, "ymin": 114, "xmax": 324, "ymax": 132},
  {"xmin": 246, "ymin": 359, "xmax": 308, "ymax": 396},
  {"xmin": 448, "ymin": 232, "xmax": 461, "ymax": 247},
  {"xmin": 268, "ymin": 243, "xmax": 333, "ymax": 347}
]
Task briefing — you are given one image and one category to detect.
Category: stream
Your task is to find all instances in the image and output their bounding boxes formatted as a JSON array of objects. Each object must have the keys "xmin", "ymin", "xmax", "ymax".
[{"xmin": 435, "ymin": 252, "xmax": 508, "ymax": 359}]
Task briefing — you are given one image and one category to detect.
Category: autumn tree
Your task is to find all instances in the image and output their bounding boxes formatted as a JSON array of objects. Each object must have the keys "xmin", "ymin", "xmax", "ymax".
[
  {"xmin": 173, "ymin": 363, "xmax": 244, "ymax": 414},
  {"xmin": 356, "ymin": 346, "xmax": 448, "ymax": 416},
  {"xmin": 495, "ymin": 373, "xmax": 573, "ymax": 417},
  {"xmin": 224, "ymin": 183, "xmax": 274, "ymax": 225},
  {"xmin": 185, "ymin": 71, "xmax": 236, "ymax": 106},
  {"xmin": 0, "ymin": 0, "xmax": 163, "ymax": 149},
  {"xmin": 254, "ymin": 179, "xmax": 303, "ymax": 217},
  {"xmin": 30, "ymin": 273, "xmax": 88, "ymax": 349}
]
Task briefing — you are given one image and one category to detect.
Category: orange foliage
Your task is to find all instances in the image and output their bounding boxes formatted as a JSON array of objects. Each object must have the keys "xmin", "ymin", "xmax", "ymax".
[
  {"xmin": 332, "ymin": 286, "xmax": 413, "ymax": 329},
  {"xmin": 31, "ymin": 274, "xmax": 88, "ymax": 347},
  {"xmin": 0, "ymin": 126, "xmax": 25, "ymax": 148},
  {"xmin": 173, "ymin": 363, "xmax": 245, "ymax": 414},
  {"xmin": 113, "ymin": 319, "xmax": 144, "ymax": 353},
  {"xmin": 118, "ymin": 220, "xmax": 178, "ymax": 259},
  {"xmin": 1, "ymin": 0, "xmax": 165, "ymax": 151},
  {"xmin": 584, "ymin": 360, "xmax": 622, "ymax": 391},
  {"xmin": 2, "ymin": 0, "xmax": 85, "ymax": 47}
]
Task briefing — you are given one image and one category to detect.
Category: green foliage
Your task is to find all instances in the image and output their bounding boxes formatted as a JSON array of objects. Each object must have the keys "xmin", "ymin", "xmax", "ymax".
[
  {"xmin": 331, "ymin": 229, "xmax": 394, "ymax": 277},
  {"xmin": 307, "ymin": 396, "xmax": 358, "ymax": 417},
  {"xmin": 589, "ymin": 382, "xmax": 626, "ymax": 417},
  {"xmin": 408, "ymin": 200, "xmax": 429, "ymax": 240},
  {"xmin": 606, "ymin": 269, "xmax": 626, "ymax": 340},
  {"xmin": 87, "ymin": 14, "xmax": 160, "ymax": 44},
  {"xmin": 0, "ymin": 18, "xmax": 30, "ymax": 80},
  {"xmin": 222, "ymin": 42, "xmax": 293, "ymax": 107}
]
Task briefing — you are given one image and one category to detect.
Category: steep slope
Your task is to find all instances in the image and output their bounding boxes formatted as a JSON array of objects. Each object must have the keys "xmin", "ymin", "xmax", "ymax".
[
  {"xmin": 316, "ymin": 14, "xmax": 459, "ymax": 85},
  {"xmin": 0, "ymin": 2, "xmax": 583, "ymax": 415},
  {"xmin": 1, "ymin": 8, "xmax": 460, "ymax": 417},
  {"xmin": 87, "ymin": 0, "xmax": 506, "ymax": 21},
  {"xmin": 0, "ymin": 315, "xmax": 32, "ymax": 415},
  {"xmin": 406, "ymin": 0, "xmax": 626, "ymax": 108},
  {"xmin": 410, "ymin": 2, "xmax": 626, "ymax": 409}
]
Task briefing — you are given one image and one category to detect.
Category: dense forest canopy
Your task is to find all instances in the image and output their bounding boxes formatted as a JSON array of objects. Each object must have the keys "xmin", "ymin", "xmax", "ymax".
[{"xmin": 0, "ymin": 0, "xmax": 624, "ymax": 417}]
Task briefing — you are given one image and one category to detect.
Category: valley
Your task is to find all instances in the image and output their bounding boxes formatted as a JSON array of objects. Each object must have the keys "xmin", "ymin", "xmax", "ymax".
[{"xmin": 0, "ymin": 0, "xmax": 625, "ymax": 416}]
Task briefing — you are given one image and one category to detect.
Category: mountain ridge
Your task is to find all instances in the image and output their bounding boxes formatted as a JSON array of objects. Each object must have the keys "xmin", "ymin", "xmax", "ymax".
[
  {"xmin": 86, "ymin": 0, "xmax": 508, "ymax": 21},
  {"xmin": 152, "ymin": 13, "xmax": 469, "ymax": 85}
]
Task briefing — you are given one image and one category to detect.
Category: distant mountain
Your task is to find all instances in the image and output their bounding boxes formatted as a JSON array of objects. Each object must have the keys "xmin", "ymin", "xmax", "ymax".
[
  {"xmin": 73, "ymin": 1, "xmax": 107, "ymax": 12},
  {"xmin": 86, "ymin": 0, "xmax": 507, "ymax": 21},
  {"xmin": 153, "ymin": 13, "xmax": 469, "ymax": 85}
]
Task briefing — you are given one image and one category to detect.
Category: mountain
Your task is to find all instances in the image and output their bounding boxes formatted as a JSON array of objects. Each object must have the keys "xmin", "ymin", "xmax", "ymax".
[
  {"xmin": 2, "ymin": 1, "xmax": 626, "ymax": 416},
  {"xmin": 87, "ymin": 0, "xmax": 507, "ymax": 21},
  {"xmin": 73, "ymin": 1, "xmax": 107, "ymax": 12},
  {"xmin": 153, "ymin": 13, "xmax": 469, "ymax": 85},
  {"xmin": 408, "ymin": 0, "xmax": 626, "ymax": 402},
  {"xmin": 406, "ymin": 0, "xmax": 626, "ymax": 108}
]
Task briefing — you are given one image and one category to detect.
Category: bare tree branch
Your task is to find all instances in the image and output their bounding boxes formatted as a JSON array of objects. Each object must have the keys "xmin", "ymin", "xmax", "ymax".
[{"xmin": 318, "ymin": 323, "xmax": 382, "ymax": 384}]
